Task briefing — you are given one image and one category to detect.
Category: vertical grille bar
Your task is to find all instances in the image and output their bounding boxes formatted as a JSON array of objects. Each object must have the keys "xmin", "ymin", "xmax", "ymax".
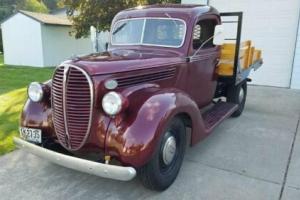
[{"xmin": 62, "ymin": 66, "xmax": 70, "ymax": 148}]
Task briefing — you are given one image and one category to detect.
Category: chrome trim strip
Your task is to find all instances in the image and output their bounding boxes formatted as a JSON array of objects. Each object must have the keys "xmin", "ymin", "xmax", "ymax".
[
  {"xmin": 14, "ymin": 137, "xmax": 136, "ymax": 181},
  {"xmin": 63, "ymin": 66, "xmax": 70, "ymax": 148}
]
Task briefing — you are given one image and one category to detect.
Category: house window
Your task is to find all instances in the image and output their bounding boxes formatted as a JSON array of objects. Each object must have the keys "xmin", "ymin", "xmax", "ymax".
[{"xmin": 193, "ymin": 19, "xmax": 217, "ymax": 50}]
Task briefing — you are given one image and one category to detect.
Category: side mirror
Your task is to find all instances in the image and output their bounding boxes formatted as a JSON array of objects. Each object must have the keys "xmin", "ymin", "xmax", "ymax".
[{"xmin": 213, "ymin": 25, "xmax": 225, "ymax": 45}]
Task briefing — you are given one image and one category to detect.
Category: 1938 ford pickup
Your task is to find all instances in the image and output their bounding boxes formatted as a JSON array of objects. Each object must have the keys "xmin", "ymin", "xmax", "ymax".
[{"xmin": 14, "ymin": 4, "xmax": 263, "ymax": 190}]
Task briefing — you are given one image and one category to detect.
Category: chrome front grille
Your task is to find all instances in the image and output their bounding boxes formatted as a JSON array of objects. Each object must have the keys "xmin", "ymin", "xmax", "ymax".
[{"xmin": 52, "ymin": 65, "xmax": 93, "ymax": 151}]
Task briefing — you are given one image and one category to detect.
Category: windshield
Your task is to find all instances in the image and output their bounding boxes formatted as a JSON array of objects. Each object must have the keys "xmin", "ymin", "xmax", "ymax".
[{"xmin": 111, "ymin": 18, "xmax": 186, "ymax": 48}]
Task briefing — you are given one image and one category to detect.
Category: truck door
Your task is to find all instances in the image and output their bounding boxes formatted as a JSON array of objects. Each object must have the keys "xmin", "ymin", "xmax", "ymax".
[{"xmin": 186, "ymin": 17, "xmax": 220, "ymax": 108}]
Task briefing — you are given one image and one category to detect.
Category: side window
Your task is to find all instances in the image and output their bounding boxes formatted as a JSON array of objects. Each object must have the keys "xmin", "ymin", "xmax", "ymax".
[{"xmin": 193, "ymin": 19, "xmax": 217, "ymax": 50}]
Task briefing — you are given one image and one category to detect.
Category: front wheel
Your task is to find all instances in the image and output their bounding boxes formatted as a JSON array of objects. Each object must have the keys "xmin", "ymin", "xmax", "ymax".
[
  {"xmin": 138, "ymin": 117, "xmax": 186, "ymax": 191},
  {"xmin": 227, "ymin": 81, "xmax": 247, "ymax": 117}
]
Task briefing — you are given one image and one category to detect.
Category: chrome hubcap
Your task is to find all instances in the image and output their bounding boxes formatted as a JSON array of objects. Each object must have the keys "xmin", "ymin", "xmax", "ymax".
[
  {"xmin": 162, "ymin": 135, "xmax": 177, "ymax": 165},
  {"xmin": 239, "ymin": 87, "xmax": 244, "ymax": 103}
]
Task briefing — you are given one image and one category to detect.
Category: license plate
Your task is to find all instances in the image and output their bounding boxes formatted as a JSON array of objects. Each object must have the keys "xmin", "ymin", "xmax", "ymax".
[{"xmin": 19, "ymin": 127, "xmax": 42, "ymax": 143}]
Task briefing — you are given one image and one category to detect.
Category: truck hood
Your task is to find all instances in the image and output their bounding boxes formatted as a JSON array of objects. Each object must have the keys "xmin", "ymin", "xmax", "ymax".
[{"xmin": 63, "ymin": 49, "xmax": 186, "ymax": 76}]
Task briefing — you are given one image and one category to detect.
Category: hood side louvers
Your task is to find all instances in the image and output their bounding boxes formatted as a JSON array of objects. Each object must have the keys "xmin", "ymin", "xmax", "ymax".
[{"xmin": 117, "ymin": 68, "xmax": 176, "ymax": 87}]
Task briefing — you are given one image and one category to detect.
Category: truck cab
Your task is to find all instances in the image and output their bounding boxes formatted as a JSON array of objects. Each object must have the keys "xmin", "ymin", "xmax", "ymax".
[{"xmin": 15, "ymin": 4, "xmax": 262, "ymax": 191}]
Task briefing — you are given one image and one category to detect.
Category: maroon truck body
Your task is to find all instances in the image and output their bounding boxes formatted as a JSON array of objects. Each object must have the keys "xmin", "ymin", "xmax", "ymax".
[
  {"xmin": 21, "ymin": 5, "xmax": 221, "ymax": 166},
  {"xmin": 16, "ymin": 4, "xmax": 261, "ymax": 190}
]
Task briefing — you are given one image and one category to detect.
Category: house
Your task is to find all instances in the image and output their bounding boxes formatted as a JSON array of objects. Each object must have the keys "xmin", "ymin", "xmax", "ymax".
[
  {"xmin": 182, "ymin": 0, "xmax": 300, "ymax": 89},
  {"xmin": 1, "ymin": 10, "xmax": 92, "ymax": 67}
]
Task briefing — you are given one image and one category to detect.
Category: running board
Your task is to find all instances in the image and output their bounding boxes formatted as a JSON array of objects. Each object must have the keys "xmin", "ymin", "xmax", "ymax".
[{"xmin": 203, "ymin": 102, "xmax": 238, "ymax": 133}]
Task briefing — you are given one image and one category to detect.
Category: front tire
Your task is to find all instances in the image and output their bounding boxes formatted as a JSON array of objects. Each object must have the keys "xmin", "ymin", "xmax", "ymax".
[
  {"xmin": 227, "ymin": 81, "xmax": 247, "ymax": 117},
  {"xmin": 139, "ymin": 117, "xmax": 186, "ymax": 191}
]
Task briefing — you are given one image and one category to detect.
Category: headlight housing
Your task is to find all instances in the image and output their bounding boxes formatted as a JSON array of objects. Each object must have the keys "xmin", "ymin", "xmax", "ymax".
[
  {"xmin": 28, "ymin": 82, "xmax": 44, "ymax": 102},
  {"xmin": 102, "ymin": 91, "xmax": 123, "ymax": 116}
]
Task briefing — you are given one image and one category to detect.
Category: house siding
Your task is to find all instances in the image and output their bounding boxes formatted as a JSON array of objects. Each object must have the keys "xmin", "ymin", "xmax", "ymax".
[
  {"xmin": 96, "ymin": 31, "xmax": 110, "ymax": 52},
  {"xmin": 291, "ymin": 15, "xmax": 300, "ymax": 89},
  {"xmin": 1, "ymin": 13, "xmax": 44, "ymax": 67},
  {"xmin": 41, "ymin": 25, "xmax": 92, "ymax": 66}
]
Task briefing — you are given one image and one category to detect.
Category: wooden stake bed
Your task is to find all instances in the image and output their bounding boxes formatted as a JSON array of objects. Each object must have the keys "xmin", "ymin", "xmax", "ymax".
[
  {"xmin": 217, "ymin": 12, "xmax": 263, "ymax": 85},
  {"xmin": 217, "ymin": 40, "xmax": 263, "ymax": 76}
]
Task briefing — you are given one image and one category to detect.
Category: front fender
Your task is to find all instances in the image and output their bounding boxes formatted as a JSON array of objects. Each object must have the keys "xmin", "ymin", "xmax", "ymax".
[
  {"xmin": 105, "ymin": 87, "xmax": 205, "ymax": 167},
  {"xmin": 20, "ymin": 99, "xmax": 55, "ymax": 140},
  {"xmin": 20, "ymin": 80, "xmax": 55, "ymax": 140}
]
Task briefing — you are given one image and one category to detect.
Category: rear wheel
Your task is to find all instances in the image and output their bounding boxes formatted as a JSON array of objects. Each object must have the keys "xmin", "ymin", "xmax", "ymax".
[
  {"xmin": 227, "ymin": 81, "xmax": 247, "ymax": 117},
  {"xmin": 139, "ymin": 117, "xmax": 186, "ymax": 191}
]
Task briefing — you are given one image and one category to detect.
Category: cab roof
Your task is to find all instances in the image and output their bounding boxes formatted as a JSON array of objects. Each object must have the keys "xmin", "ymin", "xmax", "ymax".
[{"xmin": 114, "ymin": 4, "xmax": 219, "ymax": 22}]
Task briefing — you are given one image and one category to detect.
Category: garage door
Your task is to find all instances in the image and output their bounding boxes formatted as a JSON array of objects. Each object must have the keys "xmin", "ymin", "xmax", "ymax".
[{"xmin": 209, "ymin": 0, "xmax": 300, "ymax": 87}]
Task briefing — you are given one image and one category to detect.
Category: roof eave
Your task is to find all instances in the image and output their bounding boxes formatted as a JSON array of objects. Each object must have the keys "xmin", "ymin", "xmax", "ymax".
[{"xmin": 1, "ymin": 10, "xmax": 72, "ymax": 26}]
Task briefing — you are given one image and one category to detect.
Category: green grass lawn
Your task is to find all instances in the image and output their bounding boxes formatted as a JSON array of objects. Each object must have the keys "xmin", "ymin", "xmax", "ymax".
[
  {"xmin": 0, "ymin": 55, "xmax": 54, "ymax": 155},
  {"xmin": 0, "ymin": 55, "xmax": 3, "ymax": 66}
]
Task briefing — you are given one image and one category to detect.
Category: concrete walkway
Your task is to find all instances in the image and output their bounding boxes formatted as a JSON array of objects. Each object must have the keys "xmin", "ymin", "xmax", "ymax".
[{"xmin": 0, "ymin": 86, "xmax": 300, "ymax": 200}]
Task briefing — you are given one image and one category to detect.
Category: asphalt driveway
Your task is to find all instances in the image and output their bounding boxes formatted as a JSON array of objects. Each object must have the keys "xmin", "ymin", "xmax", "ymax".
[{"xmin": 0, "ymin": 86, "xmax": 300, "ymax": 200}]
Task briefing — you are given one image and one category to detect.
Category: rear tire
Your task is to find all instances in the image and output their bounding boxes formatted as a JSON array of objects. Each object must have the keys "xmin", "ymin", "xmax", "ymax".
[
  {"xmin": 139, "ymin": 117, "xmax": 186, "ymax": 191},
  {"xmin": 227, "ymin": 81, "xmax": 247, "ymax": 117}
]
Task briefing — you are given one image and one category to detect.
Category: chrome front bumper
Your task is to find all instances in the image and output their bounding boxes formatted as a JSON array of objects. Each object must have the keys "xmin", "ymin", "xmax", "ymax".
[{"xmin": 13, "ymin": 137, "xmax": 136, "ymax": 181}]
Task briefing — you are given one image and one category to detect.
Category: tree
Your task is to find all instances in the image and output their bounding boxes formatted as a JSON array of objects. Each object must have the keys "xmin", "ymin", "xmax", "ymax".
[
  {"xmin": 17, "ymin": 0, "xmax": 49, "ymax": 13},
  {"xmin": 0, "ymin": 1, "xmax": 17, "ymax": 22},
  {"xmin": 43, "ymin": 0, "xmax": 61, "ymax": 11},
  {"xmin": 61, "ymin": 0, "xmax": 181, "ymax": 38},
  {"xmin": 0, "ymin": 0, "xmax": 49, "ymax": 19}
]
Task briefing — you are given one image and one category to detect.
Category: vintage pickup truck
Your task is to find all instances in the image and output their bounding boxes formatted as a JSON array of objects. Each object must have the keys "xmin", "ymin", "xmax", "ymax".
[{"xmin": 14, "ymin": 4, "xmax": 263, "ymax": 190}]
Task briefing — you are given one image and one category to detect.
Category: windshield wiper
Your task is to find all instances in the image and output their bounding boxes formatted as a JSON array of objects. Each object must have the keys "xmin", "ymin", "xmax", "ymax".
[{"xmin": 112, "ymin": 23, "xmax": 127, "ymax": 35}]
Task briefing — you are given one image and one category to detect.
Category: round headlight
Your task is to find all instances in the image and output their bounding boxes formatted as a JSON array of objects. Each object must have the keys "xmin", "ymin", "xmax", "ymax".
[
  {"xmin": 28, "ymin": 82, "xmax": 44, "ymax": 102},
  {"xmin": 102, "ymin": 91, "xmax": 122, "ymax": 116}
]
